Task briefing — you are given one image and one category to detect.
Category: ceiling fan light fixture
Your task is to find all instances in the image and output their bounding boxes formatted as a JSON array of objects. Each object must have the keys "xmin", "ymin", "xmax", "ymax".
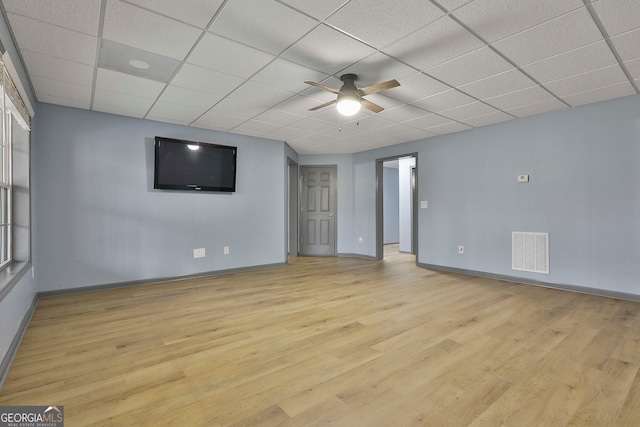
[{"xmin": 336, "ymin": 94, "xmax": 361, "ymax": 116}]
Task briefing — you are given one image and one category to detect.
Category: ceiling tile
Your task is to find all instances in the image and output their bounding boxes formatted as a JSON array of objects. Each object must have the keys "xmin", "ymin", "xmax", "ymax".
[
  {"xmin": 7, "ymin": 14, "xmax": 97, "ymax": 65},
  {"xmin": 485, "ymin": 86, "xmax": 555, "ymax": 110},
  {"xmin": 228, "ymin": 81, "xmax": 295, "ymax": 106},
  {"xmin": 192, "ymin": 110, "xmax": 247, "ymax": 131},
  {"xmin": 610, "ymin": 28, "xmax": 640, "ymax": 61},
  {"xmin": 102, "ymin": 0, "xmax": 202, "ymax": 60},
  {"xmin": 95, "ymin": 68, "xmax": 165, "ymax": 99},
  {"xmin": 325, "ymin": 0, "xmax": 443, "ymax": 49},
  {"xmin": 492, "ymin": 8, "xmax": 603, "ymax": 66},
  {"xmin": 365, "ymin": 123, "xmax": 418, "ymax": 139},
  {"xmin": 272, "ymin": 95, "xmax": 328, "ymax": 117},
  {"xmin": 625, "ymin": 58, "xmax": 640, "ymax": 80},
  {"xmin": 383, "ymin": 16, "xmax": 485, "ymax": 71},
  {"xmin": 37, "ymin": 95, "xmax": 91, "ymax": 110},
  {"xmin": 544, "ymin": 65, "xmax": 630, "ymax": 98},
  {"xmin": 437, "ymin": 0, "xmax": 476, "ymax": 12},
  {"xmin": 389, "ymin": 73, "xmax": 451, "ymax": 103},
  {"xmin": 98, "ymin": 40, "xmax": 181, "ymax": 83},
  {"xmin": 452, "ymin": 0, "xmax": 584, "ymax": 43},
  {"xmin": 592, "ymin": 0, "xmax": 640, "ymax": 37},
  {"xmin": 22, "ymin": 51, "xmax": 94, "ymax": 86},
  {"xmin": 411, "ymin": 89, "xmax": 476, "ymax": 112},
  {"xmin": 458, "ymin": 69, "xmax": 536, "ymax": 99},
  {"xmin": 320, "ymin": 122, "xmax": 366, "ymax": 138},
  {"xmin": 424, "ymin": 121, "xmax": 472, "ymax": 135},
  {"xmin": 295, "ymin": 132, "xmax": 339, "ymax": 145},
  {"xmin": 288, "ymin": 118, "xmax": 337, "ymax": 132},
  {"xmin": 377, "ymin": 104, "xmax": 430, "ymax": 123},
  {"xmin": 253, "ymin": 109, "xmax": 306, "ymax": 126},
  {"xmin": 233, "ymin": 119, "xmax": 281, "ymax": 135},
  {"xmin": 505, "ymin": 98, "xmax": 567, "ymax": 118},
  {"xmin": 278, "ymin": 0, "xmax": 348, "ymax": 21},
  {"xmin": 402, "ymin": 114, "xmax": 453, "ymax": 130},
  {"xmin": 209, "ymin": 98, "xmax": 269, "ymax": 119},
  {"xmin": 267, "ymin": 126, "xmax": 313, "ymax": 141},
  {"xmin": 342, "ymin": 115, "xmax": 396, "ymax": 132},
  {"xmin": 170, "ymin": 64, "xmax": 244, "ymax": 96},
  {"xmin": 158, "ymin": 85, "xmax": 222, "ymax": 110},
  {"xmin": 188, "ymin": 33, "xmax": 276, "ymax": 78},
  {"xmin": 461, "ymin": 111, "xmax": 514, "ymax": 127},
  {"xmin": 93, "ymin": 88, "xmax": 156, "ymax": 117},
  {"xmin": 3, "ymin": 0, "xmax": 101, "ymax": 35},
  {"xmin": 561, "ymin": 82, "xmax": 636, "ymax": 107},
  {"xmin": 392, "ymin": 128, "xmax": 437, "ymax": 142},
  {"xmin": 146, "ymin": 102, "xmax": 207, "ymax": 122},
  {"xmin": 251, "ymin": 59, "xmax": 329, "ymax": 93},
  {"xmin": 31, "ymin": 75, "xmax": 92, "ymax": 103},
  {"xmin": 210, "ymin": 0, "xmax": 318, "ymax": 54},
  {"xmin": 125, "ymin": 0, "xmax": 224, "ymax": 28},
  {"xmin": 426, "ymin": 47, "xmax": 512, "ymax": 87},
  {"xmin": 521, "ymin": 41, "xmax": 618, "ymax": 84},
  {"xmin": 281, "ymin": 24, "xmax": 377, "ymax": 75},
  {"xmin": 439, "ymin": 101, "xmax": 498, "ymax": 121},
  {"xmin": 341, "ymin": 53, "xmax": 419, "ymax": 85}
]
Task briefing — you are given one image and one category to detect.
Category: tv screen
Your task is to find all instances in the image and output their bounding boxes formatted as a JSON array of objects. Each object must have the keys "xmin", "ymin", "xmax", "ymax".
[{"xmin": 154, "ymin": 136, "xmax": 237, "ymax": 192}]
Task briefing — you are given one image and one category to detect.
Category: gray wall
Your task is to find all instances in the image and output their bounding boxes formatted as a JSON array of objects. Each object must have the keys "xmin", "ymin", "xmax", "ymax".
[
  {"xmin": 383, "ymin": 166, "xmax": 399, "ymax": 244},
  {"xmin": 33, "ymin": 104, "xmax": 288, "ymax": 291},
  {"xmin": 348, "ymin": 94, "xmax": 640, "ymax": 297}
]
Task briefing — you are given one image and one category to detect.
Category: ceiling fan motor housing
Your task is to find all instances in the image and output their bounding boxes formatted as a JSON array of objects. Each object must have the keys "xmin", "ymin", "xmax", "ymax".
[{"xmin": 339, "ymin": 73, "xmax": 359, "ymax": 94}]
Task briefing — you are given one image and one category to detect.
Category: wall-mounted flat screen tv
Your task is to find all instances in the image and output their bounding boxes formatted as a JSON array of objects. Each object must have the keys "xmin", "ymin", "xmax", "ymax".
[{"xmin": 154, "ymin": 136, "xmax": 237, "ymax": 192}]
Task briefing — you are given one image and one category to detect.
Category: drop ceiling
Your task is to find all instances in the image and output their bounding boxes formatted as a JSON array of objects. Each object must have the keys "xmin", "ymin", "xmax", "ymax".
[{"xmin": 1, "ymin": 0, "xmax": 639, "ymax": 154}]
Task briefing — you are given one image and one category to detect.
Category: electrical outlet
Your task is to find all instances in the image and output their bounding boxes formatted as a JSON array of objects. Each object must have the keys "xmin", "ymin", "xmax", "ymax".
[
  {"xmin": 223, "ymin": 246, "xmax": 230, "ymax": 255},
  {"xmin": 358, "ymin": 237, "xmax": 363, "ymax": 244},
  {"xmin": 458, "ymin": 246, "xmax": 464, "ymax": 254}
]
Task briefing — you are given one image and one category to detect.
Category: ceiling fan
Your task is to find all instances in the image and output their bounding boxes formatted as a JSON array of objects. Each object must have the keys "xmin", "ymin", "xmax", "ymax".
[{"xmin": 305, "ymin": 74, "xmax": 400, "ymax": 116}]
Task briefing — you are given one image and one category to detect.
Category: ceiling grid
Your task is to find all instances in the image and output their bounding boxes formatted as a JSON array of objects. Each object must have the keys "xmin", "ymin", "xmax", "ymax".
[{"xmin": 1, "ymin": 0, "xmax": 638, "ymax": 154}]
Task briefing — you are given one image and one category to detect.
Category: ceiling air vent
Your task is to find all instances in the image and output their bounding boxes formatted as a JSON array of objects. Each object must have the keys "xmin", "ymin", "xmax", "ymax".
[{"xmin": 512, "ymin": 232, "xmax": 549, "ymax": 274}]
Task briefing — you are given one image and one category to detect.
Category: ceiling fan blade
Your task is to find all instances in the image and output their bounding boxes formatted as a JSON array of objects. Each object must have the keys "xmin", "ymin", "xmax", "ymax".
[
  {"xmin": 357, "ymin": 79, "xmax": 400, "ymax": 96},
  {"xmin": 309, "ymin": 99, "xmax": 337, "ymax": 111},
  {"xmin": 361, "ymin": 98, "xmax": 384, "ymax": 113},
  {"xmin": 304, "ymin": 81, "xmax": 342, "ymax": 94}
]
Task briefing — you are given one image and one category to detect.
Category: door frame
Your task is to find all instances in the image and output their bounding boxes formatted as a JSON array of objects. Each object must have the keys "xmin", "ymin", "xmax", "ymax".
[
  {"xmin": 410, "ymin": 165, "xmax": 417, "ymax": 255},
  {"xmin": 376, "ymin": 153, "xmax": 418, "ymax": 261},
  {"xmin": 299, "ymin": 165, "xmax": 338, "ymax": 256},
  {"xmin": 287, "ymin": 157, "xmax": 299, "ymax": 258}
]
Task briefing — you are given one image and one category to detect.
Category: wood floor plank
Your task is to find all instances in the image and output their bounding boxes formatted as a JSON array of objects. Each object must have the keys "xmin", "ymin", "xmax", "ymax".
[{"xmin": 1, "ymin": 252, "xmax": 639, "ymax": 426}]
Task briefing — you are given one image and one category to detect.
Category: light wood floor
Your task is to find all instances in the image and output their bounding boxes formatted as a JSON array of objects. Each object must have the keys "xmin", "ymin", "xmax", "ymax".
[{"xmin": 1, "ymin": 254, "xmax": 639, "ymax": 426}]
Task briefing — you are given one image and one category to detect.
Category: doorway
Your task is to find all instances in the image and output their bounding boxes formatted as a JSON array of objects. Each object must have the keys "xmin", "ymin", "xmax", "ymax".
[
  {"xmin": 300, "ymin": 165, "xmax": 337, "ymax": 256},
  {"xmin": 376, "ymin": 155, "xmax": 418, "ymax": 261}
]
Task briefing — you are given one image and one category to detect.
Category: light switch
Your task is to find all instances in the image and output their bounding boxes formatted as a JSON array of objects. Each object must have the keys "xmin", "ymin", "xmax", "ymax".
[{"xmin": 420, "ymin": 200, "xmax": 428, "ymax": 209}]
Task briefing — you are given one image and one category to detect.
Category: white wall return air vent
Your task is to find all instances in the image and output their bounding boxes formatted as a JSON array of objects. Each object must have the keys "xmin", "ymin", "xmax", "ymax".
[{"xmin": 512, "ymin": 232, "xmax": 549, "ymax": 274}]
